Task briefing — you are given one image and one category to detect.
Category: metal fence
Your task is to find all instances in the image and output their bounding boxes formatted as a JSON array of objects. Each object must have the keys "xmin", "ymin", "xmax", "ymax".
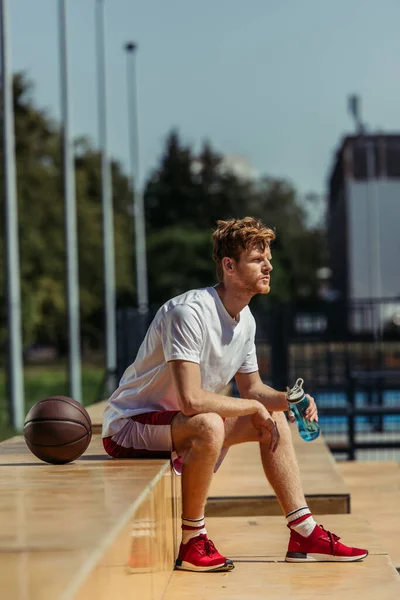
[
  {"xmin": 116, "ymin": 298, "xmax": 400, "ymax": 461},
  {"xmin": 258, "ymin": 298, "xmax": 400, "ymax": 460}
]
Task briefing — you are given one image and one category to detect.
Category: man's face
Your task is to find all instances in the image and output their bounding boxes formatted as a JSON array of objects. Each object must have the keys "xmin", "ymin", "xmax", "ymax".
[{"xmin": 231, "ymin": 243, "xmax": 273, "ymax": 296}]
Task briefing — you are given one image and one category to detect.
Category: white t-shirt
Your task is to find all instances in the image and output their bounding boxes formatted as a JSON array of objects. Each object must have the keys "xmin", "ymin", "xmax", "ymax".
[{"xmin": 102, "ymin": 286, "xmax": 259, "ymax": 438}]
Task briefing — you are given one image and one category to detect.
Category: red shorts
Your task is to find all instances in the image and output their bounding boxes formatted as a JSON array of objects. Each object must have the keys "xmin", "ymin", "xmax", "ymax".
[
  {"xmin": 103, "ymin": 410, "xmax": 228, "ymax": 474},
  {"xmin": 103, "ymin": 410, "xmax": 179, "ymax": 459}
]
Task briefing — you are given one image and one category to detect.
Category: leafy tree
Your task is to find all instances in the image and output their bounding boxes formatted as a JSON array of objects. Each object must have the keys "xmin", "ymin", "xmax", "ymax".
[
  {"xmin": 145, "ymin": 132, "xmax": 256, "ymax": 232},
  {"xmin": 250, "ymin": 178, "xmax": 326, "ymax": 300},
  {"xmin": 0, "ymin": 73, "xmax": 135, "ymax": 355},
  {"xmin": 144, "ymin": 130, "xmax": 326, "ymax": 305},
  {"xmin": 147, "ymin": 227, "xmax": 214, "ymax": 305},
  {"xmin": 145, "ymin": 130, "xmax": 196, "ymax": 230},
  {"xmin": 0, "ymin": 75, "xmax": 327, "ymax": 361}
]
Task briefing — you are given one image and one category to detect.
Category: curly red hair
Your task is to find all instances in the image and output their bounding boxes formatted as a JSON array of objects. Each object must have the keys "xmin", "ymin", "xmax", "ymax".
[{"xmin": 212, "ymin": 217, "xmax": 275, "ymax": 281}]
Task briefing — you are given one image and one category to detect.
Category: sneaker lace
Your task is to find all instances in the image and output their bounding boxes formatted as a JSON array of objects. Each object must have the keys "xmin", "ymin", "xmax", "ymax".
[
  {"xmin": 319, "ymin": 525, "xmax": 341, "ymax": 549},
  {"xmin": 193, "ymin": 535, "xmax": 217, "ymax": 557}
]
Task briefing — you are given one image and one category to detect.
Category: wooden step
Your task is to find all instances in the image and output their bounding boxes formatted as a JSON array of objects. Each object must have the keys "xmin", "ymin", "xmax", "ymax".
[
  {"xmin": 204, "ymin": 514, "xmax": 383, "ymax": 559},
  {"xmin": 338, "ymin": 461, "xmax": 400, "ymax": 568},
  {"xmin": 164, "ymin": 556, "xmax": 400, "ymax": 600},
  {"xmin": 163, "ymin": 515, "xmax": 399, "ymax": 600},
  {"xmin": 0, "ymin": 434, "xmax": 180, "ymax": 600},
  {"xmin": 85, "ymin": 400, "xmax": 107, "ymax": 434},
  {"xmin": 207, "ymin": 427, "xmax": 350, "ymax": 516},
  {"xmin": 3, "ymin": 429, "xmax": 397, "ymax": 600}
]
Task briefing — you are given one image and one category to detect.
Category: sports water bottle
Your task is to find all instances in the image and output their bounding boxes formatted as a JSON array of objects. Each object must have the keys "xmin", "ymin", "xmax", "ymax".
[{"xmin": 286, "ymin": 378, "xmax": 320, "ymax": 442}]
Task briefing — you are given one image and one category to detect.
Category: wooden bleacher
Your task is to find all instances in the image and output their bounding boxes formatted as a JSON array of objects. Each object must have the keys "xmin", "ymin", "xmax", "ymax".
[
  {"xmin": 85, "ymin": 402, "xmax": 349, "ymax": 517},
  {"xmin": 0, "ymin": 434, "xmax": 180, "ymax": 600},
  {"xmin": 338, "ymin": 460, "xmax": 400, "ymax": 569},
  {"xmin": 163, "ymin": 516, "xmax": 399, "ymax": 600},
  {"xmin": 1, "ymin": 400, "xmax": 399, "ymax": 599},
  {"xmin": 206, "ymin": 425, "xmax": 350, "ymax": 516},
  {"xmin": 85, "ymin": 399, "xmax": 107, "ymax": 434}
]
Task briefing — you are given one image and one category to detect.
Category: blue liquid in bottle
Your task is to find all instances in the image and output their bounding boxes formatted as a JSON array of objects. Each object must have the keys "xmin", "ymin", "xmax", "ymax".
[{"xmin": 287, "ymin": 378, "xmax": 320, "ymax": 442}]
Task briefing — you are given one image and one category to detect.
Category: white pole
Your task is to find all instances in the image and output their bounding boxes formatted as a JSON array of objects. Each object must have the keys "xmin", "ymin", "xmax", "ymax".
[
  {"xmin": 0, "ymin": 0, "xmax": 25, "ymax": 429},
  {"xmin": 125, "ymin": 42, "xmax": 148, "ymax": 315},
  {"xmin": 58, "ymin": 0, "xmax": 82, "ymax": 403},
  {"xmin": 95, "ymin": 0, "xmax": 117, "ymax": 394}
]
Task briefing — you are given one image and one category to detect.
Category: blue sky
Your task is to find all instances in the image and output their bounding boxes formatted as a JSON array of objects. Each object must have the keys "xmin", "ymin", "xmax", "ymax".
[{"xmin": 10, "ymin": 0, "xmax": 400, "ymax": 196}]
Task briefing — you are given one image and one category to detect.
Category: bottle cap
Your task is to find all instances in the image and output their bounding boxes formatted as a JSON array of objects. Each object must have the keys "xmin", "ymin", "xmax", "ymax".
[{"xmin": 286, "ymin": 378, "xmax": 305, "ymax": 403}]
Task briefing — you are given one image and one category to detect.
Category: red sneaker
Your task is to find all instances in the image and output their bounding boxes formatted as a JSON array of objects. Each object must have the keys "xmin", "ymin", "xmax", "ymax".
[
  {"xmin": 286, "ymin": 524, "xmax": 368, "ymax": 562},
  {"xmin": 175, "ymin": 534, "xmax": 235, "ymax": 572}
]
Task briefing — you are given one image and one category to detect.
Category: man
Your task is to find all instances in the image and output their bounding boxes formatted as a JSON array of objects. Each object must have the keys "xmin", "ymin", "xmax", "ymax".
[{"xmin": 102, "ymin": 217, "xmax": 368, "ymax": 572}]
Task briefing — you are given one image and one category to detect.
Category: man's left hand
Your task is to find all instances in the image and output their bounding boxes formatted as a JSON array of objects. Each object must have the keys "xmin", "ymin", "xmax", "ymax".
[{"xmin": 304, "ymin": 394, "xmax": 318, "ymax": 422}]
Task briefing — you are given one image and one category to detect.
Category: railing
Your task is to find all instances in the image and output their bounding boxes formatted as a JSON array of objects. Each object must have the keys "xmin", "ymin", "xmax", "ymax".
[
  {"xmin": 256, "ymin": 298, "xmax": 400, "ymax": 460},
  {"xmin": 116, "ymin": 298, "xmax": 400, "ymax": 460}
]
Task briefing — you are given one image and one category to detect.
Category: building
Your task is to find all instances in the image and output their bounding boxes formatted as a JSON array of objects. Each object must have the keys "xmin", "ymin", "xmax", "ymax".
[{"xmin": 327, "ymin": 134, "xmax": 400, "ymax": 303}]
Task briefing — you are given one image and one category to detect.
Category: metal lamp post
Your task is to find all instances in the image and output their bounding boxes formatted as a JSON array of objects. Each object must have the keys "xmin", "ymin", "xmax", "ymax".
[
  {"xmin": 58, "ymin": 0, "xmax": 82, "ymax": 403},
  {"xmin": 96, "ymin": 0, "xmax": 117, "ymax": 394},
  {"xmin": 0, "ymin": 0, "xmax": 25, "ymax": 429},
  {"xmin": 124, "ymin": 42, "xmax": 148, "ymax": 315}
]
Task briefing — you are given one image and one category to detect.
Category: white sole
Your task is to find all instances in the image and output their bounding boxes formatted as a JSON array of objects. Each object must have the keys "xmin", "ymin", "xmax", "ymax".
[
  {"xmin": 285, "ymin": 552, "xmax": 368, "ymax": 563},
  {"xmin": 175, "ymin": 560, "xmax": 234, "ymax": 572}
]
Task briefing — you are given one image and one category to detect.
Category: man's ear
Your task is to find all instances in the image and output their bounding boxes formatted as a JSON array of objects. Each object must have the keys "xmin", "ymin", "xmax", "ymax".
[{"xmin": 222, "ymin": 257, "xmax": 234, "ymax": 274}]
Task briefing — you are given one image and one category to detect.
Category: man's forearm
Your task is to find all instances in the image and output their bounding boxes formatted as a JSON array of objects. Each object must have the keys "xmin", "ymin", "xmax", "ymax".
[
  {"xmin": 246, "ymin": 384, "xmax": 288, "ymax": 412},
  {"xmin": 185, "ymin": 389, "xmax": 262, "ymax": 419}
]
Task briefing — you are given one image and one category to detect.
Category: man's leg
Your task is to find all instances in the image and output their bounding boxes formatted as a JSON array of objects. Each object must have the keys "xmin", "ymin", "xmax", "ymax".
[
  {"xmin": 223, "ymin": 411, "xmax": 368, "ymax": 562},
  {"xmin": 171, "ymin": 412, "xmax": 234, "ymax": 571},
  {"xmin": 224, "ymin": 409, "xmax": 306, "ymax": 514},
  {"xmin": 258, "ymin": 411, "xmax": 307, "ymax": 514},
  {"xmin": 171, "ymin": 411, "xmax": 225, "ymax": 519}
]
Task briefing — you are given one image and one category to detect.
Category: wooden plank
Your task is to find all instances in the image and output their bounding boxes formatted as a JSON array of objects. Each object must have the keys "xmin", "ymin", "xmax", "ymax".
[
  {"xmin": 73, "ymin": 468, "xmax": 179, "ymax": 600},
  {"xmin": 163, "ymin": 555, "xmax": 400, "ymax": 600},
  {"xmin": 164, "ymin": 516, "xmax": 396, "ymax": 600},
  {"xmin": 85, "ymin": 400, "xmax": 107, "ymax": 434},
  {"xmin": 0, "ymin": 434, "xmax": 173, "ymax": 600},
  {"xmin": 204, "ymin": 515, "xmax": 383, "ymax": 559},
  {"xmin": 73, "ymin": 514, "xmax": 383, "ymax": 600},
  {"xmin": 206, "ymin": 495, "xmax": 349, "ymax": 517},
  {"xmin": 1, "ymin": 551, "xmax": 89, "ymax": 600},
  {"xmin": 207, "ymin": 427, "xmax": 350, "ymax": 516},
  {"xmin": 338, "ymin": 461, "xmax": 400, "ymax": 568}
]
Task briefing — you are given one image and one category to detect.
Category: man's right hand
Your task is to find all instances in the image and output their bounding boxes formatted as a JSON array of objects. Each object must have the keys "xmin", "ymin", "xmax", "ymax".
[{"xmin": 251, "ymin": 405, "xmax": 280, "ymax": 452}]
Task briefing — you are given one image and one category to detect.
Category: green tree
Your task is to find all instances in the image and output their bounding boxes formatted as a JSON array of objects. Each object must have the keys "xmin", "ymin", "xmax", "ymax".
[
  {"xmin": 147, "ymin": 227, "xmax": 214, "ymax": 304},
  {"xmin": 250, "ymin": 178, "xmax": 326, "ymax": 300},
  {"xmin": 145, "ymin": 130, "xmax": 196, "ymax": 230},
  {"xmin": 0, "ymin": 73, "xmax": 135, "ymax": 355},
  {"xmin": 144, "ymin": 130, "xmax": 326, "ymax": 306}
]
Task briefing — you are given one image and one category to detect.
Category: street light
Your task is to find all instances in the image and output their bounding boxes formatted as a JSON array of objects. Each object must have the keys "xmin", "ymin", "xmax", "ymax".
[
  {"xmin": 95, "ymin": 0, "xmax": 117, "ymax": 394},
  {"xmin": 0, "ymin": 0, "xmax": 25, "ymax": 429},
  {"xmin": 124, "ymin": 42, "xmax": 149, "ymax": 315},
  {"xmin": 58, "ymin": 0, "xmax": 82, "ymax": 402}
]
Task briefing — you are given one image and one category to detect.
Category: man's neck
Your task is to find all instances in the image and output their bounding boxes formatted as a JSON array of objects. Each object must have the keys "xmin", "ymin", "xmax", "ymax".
[{"xmin": 215, "ymin": 283, "xmax": 252, "ymax": 319}]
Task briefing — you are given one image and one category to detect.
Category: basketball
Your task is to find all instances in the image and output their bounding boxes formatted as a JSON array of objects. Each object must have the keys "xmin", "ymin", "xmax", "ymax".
[{"xmin": 24, "ymin": 396, "xmax": 92, "ymax": 464}]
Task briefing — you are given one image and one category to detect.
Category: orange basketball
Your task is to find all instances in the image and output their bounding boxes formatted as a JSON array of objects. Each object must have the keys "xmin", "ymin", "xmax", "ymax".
[{"xmin": 24, "ymin": 396, "xmax": 92, "ymax": 464}]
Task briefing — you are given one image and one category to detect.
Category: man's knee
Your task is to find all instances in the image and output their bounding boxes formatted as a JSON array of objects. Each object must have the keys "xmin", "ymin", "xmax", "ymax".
[
  {"xmin": 192, "ymin": 412, "xmax": 225, "ymax": 445},
  {"xmin": 172, "ymin": 412, "xmax": 225, "ymax": 455}
]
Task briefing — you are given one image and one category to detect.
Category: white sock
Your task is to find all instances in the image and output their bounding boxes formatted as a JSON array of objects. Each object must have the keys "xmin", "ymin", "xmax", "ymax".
[
  {"xmin": 286, "ymin": 506, "xmax": 317, "ymax": 538},
  {"xmin": 181, "ymin": 515, "xmax": 207, "ymax": 544}
]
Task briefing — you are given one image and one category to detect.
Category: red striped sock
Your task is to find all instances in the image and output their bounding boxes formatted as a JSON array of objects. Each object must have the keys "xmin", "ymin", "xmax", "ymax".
[
  {"xmin": 286, "ymin": 507, "xmax": 317, "ymax": 537},
  {"xmin": 181, "ymin": 516, "xmax": 207, "ymax": 544}
]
